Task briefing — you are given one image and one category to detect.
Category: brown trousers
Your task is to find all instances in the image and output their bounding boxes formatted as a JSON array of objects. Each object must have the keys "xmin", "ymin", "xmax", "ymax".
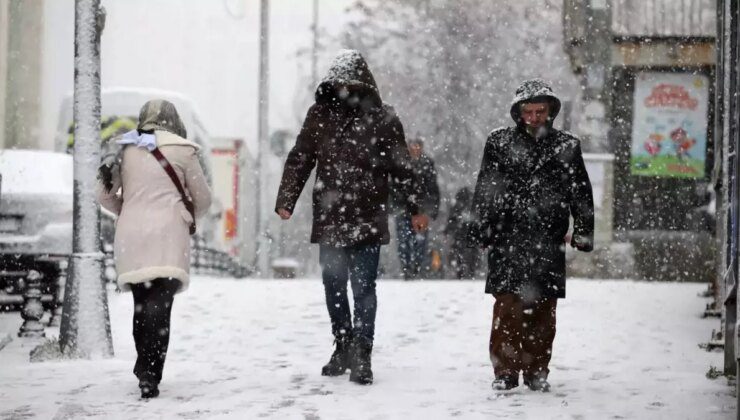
[{"xmin": 489, "ymin": 293, "xmax": 557, "ymax": 380}]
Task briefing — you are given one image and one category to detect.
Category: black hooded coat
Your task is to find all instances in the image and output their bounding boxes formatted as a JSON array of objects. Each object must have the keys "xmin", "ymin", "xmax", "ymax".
[
  {"xmin": 275, "ymin": 50, "xmax": 419, "ymax": 247},
  {"xmin": 471, "ymin": 79, "xmax": 594, "ymax": 299}
]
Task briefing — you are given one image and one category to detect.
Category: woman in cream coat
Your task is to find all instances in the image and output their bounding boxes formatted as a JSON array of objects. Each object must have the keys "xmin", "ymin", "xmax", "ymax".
[{"xmin": 97, "ymin": 99, "xmax": 211, "ymax": 399}]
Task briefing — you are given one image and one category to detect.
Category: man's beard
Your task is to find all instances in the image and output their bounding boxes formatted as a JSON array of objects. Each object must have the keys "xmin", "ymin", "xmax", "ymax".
[{"xmin": 526, "ymin": 124, "xmax": 549, "ymax": 139}]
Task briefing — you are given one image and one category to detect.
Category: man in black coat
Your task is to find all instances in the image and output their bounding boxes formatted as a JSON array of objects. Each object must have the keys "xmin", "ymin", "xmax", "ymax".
[
  {"xmin": 275, "ymin": 50, "xmax": 429, "ymax": 385},
  {"xmin": 390, "ymin": 138, "xmax": 440, "ymax": 279},
  {"xmin": 471, "ymin": 79, "xmax": 594, "ymax": 392}
]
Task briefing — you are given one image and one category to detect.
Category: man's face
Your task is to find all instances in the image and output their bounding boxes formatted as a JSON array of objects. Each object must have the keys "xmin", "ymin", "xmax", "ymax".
[
  {"xmin": 409, "ymin": 142, "xmax": 423, "ymax": 159},
  {"xmin": 520, "ymin": 102, "xmax": 550, "ymax": 129}
]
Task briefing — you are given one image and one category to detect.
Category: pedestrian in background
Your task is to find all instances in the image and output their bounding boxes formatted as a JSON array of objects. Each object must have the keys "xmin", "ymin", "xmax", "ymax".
[
  {"xmin": 445, "ymin": 187, "xmax": 479, "ymax": 279},
  {"xmin": 390, "ymin": 138, "xmax": 440, "ymax": 279}
]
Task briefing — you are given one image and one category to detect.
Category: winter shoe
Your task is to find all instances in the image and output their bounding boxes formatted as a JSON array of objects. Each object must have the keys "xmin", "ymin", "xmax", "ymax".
[
  {"xmin": 349, "ymin": 337, "xmax": 373, "ymax": 385},
  {"xmin": 524, "ymin": 376, "xmax": 550, "ymax": 392},
  {"xmin": 139, "ymin": 380, "xmax": 160, "ymax": 399},
  {"xmin": 321, "ymin": 335, "xmax": 352, "ymax": 376},
  {"xmin": 491, "ymin": 375, "xmax": 519, "ymax": 391}
]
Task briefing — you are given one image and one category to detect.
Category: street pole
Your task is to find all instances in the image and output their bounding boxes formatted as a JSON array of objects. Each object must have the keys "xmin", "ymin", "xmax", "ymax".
[
  {"xmin": 312, "ymin": 0, "xmax": 318, "ymax": 87},
  {"xmin": 255, "ymin": 0, "xmax": 270, "ymax": 276},
  {"xmin": 59, "ymin": 0, "xmax": 113, "ymax": 358}
]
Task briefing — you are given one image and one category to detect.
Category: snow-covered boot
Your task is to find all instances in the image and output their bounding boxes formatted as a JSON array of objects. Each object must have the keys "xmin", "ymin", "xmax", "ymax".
[
  {"xmin": 523, "ymin": 376, "xmax": 550, "ymax": 392},
  {"xmin": 321, "ymin": 334, "xmax": 352, "ymax": 376},
  {"xmin": 349, "ymin": 337, "xmax": 373, "ymax": 385},
  {"xmin": 491, "ymin": 375, "xmax": 519, "ymax": 391},
  {"xmin": 139, "ymin": 380, "xmax": 159, "ymax": 399}
]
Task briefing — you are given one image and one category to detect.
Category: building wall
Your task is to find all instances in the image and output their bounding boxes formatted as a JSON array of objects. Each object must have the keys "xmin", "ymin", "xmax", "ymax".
[{"xmin": 611, "ymin": 0, "xmax": 716, "ymax": 38}]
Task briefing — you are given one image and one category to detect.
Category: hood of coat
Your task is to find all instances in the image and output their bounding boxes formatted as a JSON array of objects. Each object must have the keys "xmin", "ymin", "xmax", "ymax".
[
  {"xmin": 155, "ymin": 130, "xmax": 200, "ymax": 150},
  {"xmin": 509, "ymin": 79, "xmax": 562, "ymax": 125},
  {"xmin": 315, "ymin": 49, "xmax": 382, "ymax": 111},
  {"xmin": 137, "ymin": 99, "xmax": 188, "ymax": 139}
]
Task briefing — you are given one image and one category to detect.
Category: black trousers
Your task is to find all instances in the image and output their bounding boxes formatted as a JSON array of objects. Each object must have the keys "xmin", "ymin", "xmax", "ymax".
[{"xmin": 131, "ymin": 278, "xmax": 180, "ymax": 383}]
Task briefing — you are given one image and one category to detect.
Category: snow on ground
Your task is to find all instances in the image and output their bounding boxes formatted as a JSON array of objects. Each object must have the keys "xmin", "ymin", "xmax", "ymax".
[{"xmin": 0, "ymin": 278, "xmax": 734, "ymax": 419}]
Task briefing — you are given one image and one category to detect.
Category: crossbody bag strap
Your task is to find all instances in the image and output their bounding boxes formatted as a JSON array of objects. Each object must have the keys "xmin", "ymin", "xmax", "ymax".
[{"xmin": 151, "ymin": 147, "xmax": 196, "ymax": 235}]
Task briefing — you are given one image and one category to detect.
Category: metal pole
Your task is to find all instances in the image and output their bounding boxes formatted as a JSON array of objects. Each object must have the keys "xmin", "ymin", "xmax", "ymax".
[
  {"xmin": 59, "ymin": 0, "xmax": 113, "ymax": 358},
  {"xmin": 255, "ymin": 0, "xmax": 270, "ymax": 276},
  {"xmin": 0, "ymin": 0, "xmax": 9, "ymax": 149},
  {"xmin": 312, "ymin": 0, "xmax": 318, "ymax": 87}
]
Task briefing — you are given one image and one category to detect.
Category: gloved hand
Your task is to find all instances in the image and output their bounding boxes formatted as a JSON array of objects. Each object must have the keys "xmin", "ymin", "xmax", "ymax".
[
  {"xmin": 412, "ymin": 214, "xmax": 430, "ymax": 232},
  {"xmin": 570, "ymin": 234, "xmax": 593, "ymax": 252},
  {"xmin": 97, "ymin": 152, "xmax": 120, "ymax": 193}
]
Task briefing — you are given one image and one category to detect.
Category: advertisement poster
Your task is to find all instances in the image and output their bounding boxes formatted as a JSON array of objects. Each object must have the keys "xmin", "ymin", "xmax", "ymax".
[{"xmin": 630, "ymin": 72, "xmax": 709, "ymax": 178}]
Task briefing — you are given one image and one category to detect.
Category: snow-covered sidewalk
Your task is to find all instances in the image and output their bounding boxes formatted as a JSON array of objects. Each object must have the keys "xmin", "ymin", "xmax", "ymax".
[{"xmin": 0, "ymin": 278, "xmax": 734, "ymax": 419}]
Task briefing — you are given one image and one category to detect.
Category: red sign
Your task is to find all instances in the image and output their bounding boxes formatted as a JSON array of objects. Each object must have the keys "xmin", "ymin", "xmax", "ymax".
[{"xmin": 644, "ymin": 84, "xmax": 699, "ymax": 110}]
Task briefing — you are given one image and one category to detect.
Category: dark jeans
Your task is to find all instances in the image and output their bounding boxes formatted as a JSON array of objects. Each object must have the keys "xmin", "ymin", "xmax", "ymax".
[
  {"xmin": 131, "ymin": 277, "xmax": 180, "ymax": 384},
  {"xmin": 395, "ymin": 214, "xmax": 428, "ymax": 277},
  {"xmin": 319, "ymin": 244, "xmax": 380, "ymax": 343}
]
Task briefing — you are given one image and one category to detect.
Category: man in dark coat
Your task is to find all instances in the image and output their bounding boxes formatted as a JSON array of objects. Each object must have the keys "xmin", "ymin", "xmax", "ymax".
[
  {"xmin": 275, "ymin": 49, "xmax": 429, "ymax": 385},
  {"xmin": 390, "ymin": 138, "xmax": 440, "ymax": 279},
  {"xmin": 471, "ymin": 79, "xmax": 594, "ymax": 392}
]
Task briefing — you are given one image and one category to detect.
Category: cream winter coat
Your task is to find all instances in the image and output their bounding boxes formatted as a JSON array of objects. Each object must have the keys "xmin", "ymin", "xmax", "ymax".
[{"xmin": 97, "ymin": 130, "xmax": 212, "ymax": 293}]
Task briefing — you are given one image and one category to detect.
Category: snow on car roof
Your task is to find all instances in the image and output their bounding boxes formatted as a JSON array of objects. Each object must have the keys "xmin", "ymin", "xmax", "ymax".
[{"xmin": 0, "ymin": 149, "xmax": 73, "ymax": 195}]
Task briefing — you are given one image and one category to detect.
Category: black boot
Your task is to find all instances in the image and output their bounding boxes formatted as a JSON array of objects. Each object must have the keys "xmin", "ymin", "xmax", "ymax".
[
  {"xmin": 523, "ymin": 376, "xmax": 550, "ymax": 392},
  {"xmin": 139, "ymin": 380, "xmax": 160, "ymax": 399},
  {"xmin": 491, "ymin": 375, "xmax": 519, "ymax": 391},
  {"xmin": 349, "ymin": 337, "xmax": 373, "ymax": 385},
  {"xmin": 321, "ymin": 335, "xmax": 352, "ymax": 376}
]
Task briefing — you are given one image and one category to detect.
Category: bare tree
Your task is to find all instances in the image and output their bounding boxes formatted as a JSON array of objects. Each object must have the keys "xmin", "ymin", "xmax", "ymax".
[{"xmin": 338, "ymin": 0, "xmax": 577, "ymax": 196}]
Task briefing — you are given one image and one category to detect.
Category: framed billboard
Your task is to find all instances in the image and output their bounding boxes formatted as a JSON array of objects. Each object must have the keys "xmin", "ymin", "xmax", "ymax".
[{"xmin": 629, "ymin": 72, "xmax": 709, "ymax": 178}]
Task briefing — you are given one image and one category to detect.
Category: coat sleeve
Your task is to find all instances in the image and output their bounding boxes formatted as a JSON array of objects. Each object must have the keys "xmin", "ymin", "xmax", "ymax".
[
  {"xmin": 470, "ymin": 133, "xmax": 507, "ymax": 247},
  {"xmin": 184, "ymin": 149, "xmax": 213, "ymax": 219},
  {"xmin": 567, "ymin": 142, "xmax": 595, "ymax": 252},
  {"xmin": 427, "ymin": 160, "xmax": 441, "ymax": 220},
  {"xmin": 275, "ymin": 105, "xmax": 319, "ymax": 213},
  {"xmin": 96, "ymin": 175, "xmax": 123, "ymax": 215},
  {"xmin": 381, "ymin": 113, "xmax": 421, "ymax": 216}
]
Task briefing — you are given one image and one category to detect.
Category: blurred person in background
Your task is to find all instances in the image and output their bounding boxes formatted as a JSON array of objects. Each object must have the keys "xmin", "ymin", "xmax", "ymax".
[
  {"xmin": 390, "ymin": 137, "xmax": 440, "ymax": 280},
  {"xmin": 444, "ymin": 187, "xmax": 478, "ymax": 279}
]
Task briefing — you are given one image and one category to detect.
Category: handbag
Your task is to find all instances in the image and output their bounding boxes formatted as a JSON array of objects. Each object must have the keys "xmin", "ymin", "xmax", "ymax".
[{"xmin": 150, "ymin": 148, "xmax": 197, "ymax": 235}]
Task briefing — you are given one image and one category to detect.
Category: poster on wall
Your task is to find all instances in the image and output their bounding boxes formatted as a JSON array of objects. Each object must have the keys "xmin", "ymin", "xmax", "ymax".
[{"xmin": 630, "ymin": 72, "xmax": 709, "ymax": 178}]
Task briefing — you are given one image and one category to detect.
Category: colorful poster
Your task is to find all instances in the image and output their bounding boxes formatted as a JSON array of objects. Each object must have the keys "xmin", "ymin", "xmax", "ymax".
[{"xmin": 630, "ymin": 72, "xmax": 709, "ymax": 178}]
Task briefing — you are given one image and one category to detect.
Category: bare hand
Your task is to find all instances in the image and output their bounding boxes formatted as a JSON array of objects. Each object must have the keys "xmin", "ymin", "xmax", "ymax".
[
  {"xmin": 277, "ymin": 208, "xmax": 292, "ymax": 220},
  {"xmin": 412, "ymin": 214, "xmax": 430, "ymax": 232}
]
